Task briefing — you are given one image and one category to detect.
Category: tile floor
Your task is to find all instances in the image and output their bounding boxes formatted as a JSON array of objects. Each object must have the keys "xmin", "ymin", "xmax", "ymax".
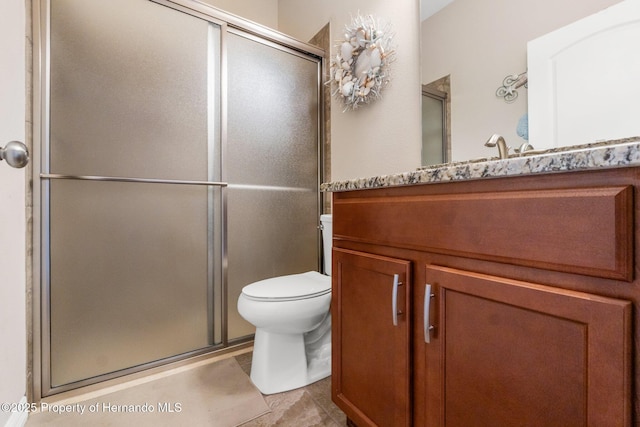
[
  {"xmin": 23, "ymin": 349, "xmax": 346, "ymax": 427},
  {"xmin": 235, "ymin": 352, "xmax": 347, "ymax": 426}
]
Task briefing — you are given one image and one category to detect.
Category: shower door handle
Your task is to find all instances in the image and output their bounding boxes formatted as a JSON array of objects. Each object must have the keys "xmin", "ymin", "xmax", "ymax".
[{"xmin": 40, "ymin": 173, "xmax": 228, "ymax": 187}]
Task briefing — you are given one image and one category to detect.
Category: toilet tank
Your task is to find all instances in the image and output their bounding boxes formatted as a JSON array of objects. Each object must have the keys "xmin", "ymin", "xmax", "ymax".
[{"xmin": 320, "ymin": 214, "xmax": 332, "ymax": 276}]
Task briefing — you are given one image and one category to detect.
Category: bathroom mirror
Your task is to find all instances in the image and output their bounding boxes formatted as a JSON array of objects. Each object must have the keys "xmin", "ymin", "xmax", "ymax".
[{"xmin": 420, "ymin": 0, "xmax": 630, "ymax": 163}]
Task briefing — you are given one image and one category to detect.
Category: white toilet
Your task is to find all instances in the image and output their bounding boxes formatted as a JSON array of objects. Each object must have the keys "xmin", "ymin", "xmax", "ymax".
[{"xmin": 237, "ymin": 214, "xmax": 333, "ymax": 395}]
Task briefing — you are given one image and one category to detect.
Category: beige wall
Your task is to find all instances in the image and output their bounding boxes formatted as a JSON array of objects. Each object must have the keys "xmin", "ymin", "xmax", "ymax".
[
  {"xmin": 279, "ymin": 0, "xmax": 422, "ymax": 181},
  {"xmin": 0, "ymin": 0, "xmax": 27, "ymax": 423},
  {"xmin": 422, "ymin": 0, "xmax": 622, "ymax": 162}
]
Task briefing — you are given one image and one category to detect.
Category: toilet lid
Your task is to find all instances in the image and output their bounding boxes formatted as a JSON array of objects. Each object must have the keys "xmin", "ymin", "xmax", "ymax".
[{"xmin": 241, "ymin": 271, "xmax": 331, "ymax": 301}]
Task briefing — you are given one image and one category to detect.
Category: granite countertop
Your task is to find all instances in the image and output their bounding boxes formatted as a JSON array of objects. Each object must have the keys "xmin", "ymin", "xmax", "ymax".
[{"xmin": 321, "ymin": 137, "xmax": 640, "ymax": 192}]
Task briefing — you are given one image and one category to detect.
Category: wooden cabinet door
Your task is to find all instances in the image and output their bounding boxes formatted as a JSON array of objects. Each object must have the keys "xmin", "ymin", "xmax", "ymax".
[
  {"xmin": 333, "ymin": 248, "xmax": 412, "ymax": 427},
  {"xmin": 425, "ymin": 265, "xmax": 631, "ymax": 427}
]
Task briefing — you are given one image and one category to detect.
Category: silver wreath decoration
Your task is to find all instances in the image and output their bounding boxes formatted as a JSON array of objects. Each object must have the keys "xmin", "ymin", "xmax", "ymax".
[{"xmin": 328, "ymin": 14, "xmax": 396, "ymax": 111}]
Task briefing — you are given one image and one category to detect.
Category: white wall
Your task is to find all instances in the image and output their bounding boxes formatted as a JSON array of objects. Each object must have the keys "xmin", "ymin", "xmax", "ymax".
[
  {"xmin": 0, "ymin": 0, "xmax": 27, "ymax": 425},
  {"xmin": 421, "ymin": 0, "xmax": 622, "ymax": 162},
  {"xmin": 279, "ymin": 0, "xmax": 422, "ymax": 181}
]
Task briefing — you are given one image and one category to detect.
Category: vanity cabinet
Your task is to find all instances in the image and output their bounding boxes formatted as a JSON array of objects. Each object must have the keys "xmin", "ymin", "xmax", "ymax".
[
  {"xmin": 330, "ymin": 167, "xmax": 636, "ymax": 426},
  {"xmin": 332, "ymin": 249, "xmax": 412, "ymax": 427},
  {"xmin": 428, "ymin": 265, "xmax": 629, "ymax": 426}
]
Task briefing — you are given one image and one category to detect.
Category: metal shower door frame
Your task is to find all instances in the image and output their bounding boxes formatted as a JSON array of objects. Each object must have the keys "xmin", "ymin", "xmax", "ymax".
[{"xmin": 31, "ymin": 0, "xmax": 325, "ymax": 400}]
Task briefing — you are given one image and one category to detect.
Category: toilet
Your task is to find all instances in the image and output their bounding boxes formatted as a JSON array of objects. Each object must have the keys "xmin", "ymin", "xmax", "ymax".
[{"xmin": 237, "ymin": 214, "xmax": 333, "ymax": 395}]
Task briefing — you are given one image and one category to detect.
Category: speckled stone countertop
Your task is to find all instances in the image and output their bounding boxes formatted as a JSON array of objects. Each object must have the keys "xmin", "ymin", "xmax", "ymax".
[{"xmin": 321, "ymin": 137, "xmax": 640, "ymax": 192}]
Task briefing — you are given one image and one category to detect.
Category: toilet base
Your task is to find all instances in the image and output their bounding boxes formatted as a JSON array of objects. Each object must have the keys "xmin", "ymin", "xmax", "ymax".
[{"xmin": 249, "ymin": 314, "xmax": 331, "ymax": 395}]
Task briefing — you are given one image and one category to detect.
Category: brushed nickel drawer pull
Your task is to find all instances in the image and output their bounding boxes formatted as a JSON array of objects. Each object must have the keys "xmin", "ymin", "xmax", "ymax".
[
  {"xmin": 424, "ymin": 284, "xmax": 435, "ymax": 343},
  {"xmin": 392, "ymin": 274, "xmax": 402, "ymax": 326}
]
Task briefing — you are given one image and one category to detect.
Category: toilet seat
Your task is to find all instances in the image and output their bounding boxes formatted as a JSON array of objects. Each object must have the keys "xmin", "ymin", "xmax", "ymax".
[{"xmin": 241, "ymin": 271, "xmax": 331, "ymax": 302}]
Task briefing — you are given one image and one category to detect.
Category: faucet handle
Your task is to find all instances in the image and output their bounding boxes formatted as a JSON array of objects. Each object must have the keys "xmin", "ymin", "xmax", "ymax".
[{"xmin": 515, "ymin": 142, "xmax": 534, "ymax": 155}]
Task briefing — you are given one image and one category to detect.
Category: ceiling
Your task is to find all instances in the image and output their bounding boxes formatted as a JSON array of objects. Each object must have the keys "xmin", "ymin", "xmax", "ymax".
[{"xmin": 420, "ymin": 0, "xmax": 455, "ymax": 21}]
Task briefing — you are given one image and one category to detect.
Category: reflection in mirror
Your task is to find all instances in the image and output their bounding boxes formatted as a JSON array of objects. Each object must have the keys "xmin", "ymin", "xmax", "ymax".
[
  {"xmin": 528, "ymin": 0, "xmax": 640, "ymax": 149},
  {"xmin": 421, "ymin": 76, "xmax": 450, "ymax": 166},
  {"xmin": 421, "ymin": 0, "xmax": 624, "ymax": 163}
]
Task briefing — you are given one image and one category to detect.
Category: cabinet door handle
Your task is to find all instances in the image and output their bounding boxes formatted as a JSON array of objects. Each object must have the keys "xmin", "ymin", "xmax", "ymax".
[
  {"xmin": 424, "ymin": 284, "xmax": 435, "ymax": 343},
  {"xmin": 392, "ymin": 274, "xmax": 402, "ymax": 326}
]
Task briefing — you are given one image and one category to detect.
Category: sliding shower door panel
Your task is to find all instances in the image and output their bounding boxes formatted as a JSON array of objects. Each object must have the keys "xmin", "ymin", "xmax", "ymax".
[
  {"xmin": 226, "ymin": 32, "xmax": 321, "ymax": 340},
  {"xmin": 49, "ymin": 0, "xmax": 211, "ymax": 180},
  {"xmin": 49, "ymin": 180, "xmax": 212, "ymax": 386},
  {"xmin": 46, "ymin": 0, "xmax": 222, "ymax": 389},
  {"xmin": 42, "ymin": 0, "xmax": 322, "ymax": 391}
]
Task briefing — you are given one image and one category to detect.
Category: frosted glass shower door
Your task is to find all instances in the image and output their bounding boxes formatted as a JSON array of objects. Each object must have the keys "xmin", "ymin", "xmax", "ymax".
[
  {"xmin": 226, "ymin": 32, "xmax": 321, "ymax": 339},
  {"xmin": 46, "ymin": 0, "xmax": 222, "ymax": 389}
]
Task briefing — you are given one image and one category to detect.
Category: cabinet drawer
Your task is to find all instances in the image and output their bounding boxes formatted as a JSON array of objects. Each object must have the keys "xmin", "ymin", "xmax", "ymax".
[{"xmin": 333, "ymin": 185, "xmax": 633, "ymax": 280}]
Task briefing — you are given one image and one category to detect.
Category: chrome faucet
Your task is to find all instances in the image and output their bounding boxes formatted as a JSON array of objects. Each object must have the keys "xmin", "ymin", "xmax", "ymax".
[{"xmin": 484, "ymin": 134, "xmax": 510, "ymax": 159}]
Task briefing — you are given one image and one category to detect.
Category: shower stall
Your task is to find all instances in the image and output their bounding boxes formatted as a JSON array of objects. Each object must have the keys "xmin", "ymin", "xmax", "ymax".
[{"xmin": 32, "ymin": 0, "xmax": 324, "ymax": 397}]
